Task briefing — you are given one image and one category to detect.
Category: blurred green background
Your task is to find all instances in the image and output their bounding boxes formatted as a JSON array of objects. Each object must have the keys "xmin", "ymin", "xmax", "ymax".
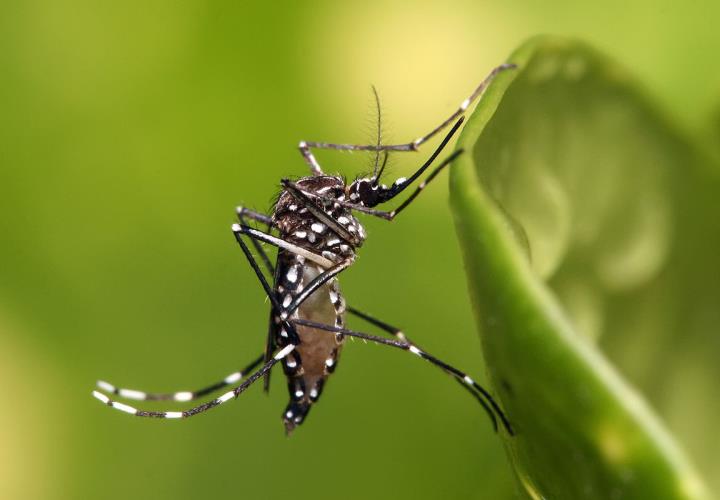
[{"xmin": 1, "ymin": 1, "xmax": 719, "ymax": 499}]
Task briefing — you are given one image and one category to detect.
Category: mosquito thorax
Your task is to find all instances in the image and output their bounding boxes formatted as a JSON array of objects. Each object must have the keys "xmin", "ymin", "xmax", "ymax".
[{"xmin": 273, "ymin": 175, "xmax": 366, "ymax": 257}]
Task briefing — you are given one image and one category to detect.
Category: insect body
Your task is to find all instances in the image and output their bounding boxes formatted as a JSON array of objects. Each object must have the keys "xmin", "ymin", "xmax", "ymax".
[
  {"xmin": 270, "ymin": 175, "xmax": 363, "ymax": 432},
  {"xmin": 93, "ymin": 64, "xmax": 516, "ymax": 436}
]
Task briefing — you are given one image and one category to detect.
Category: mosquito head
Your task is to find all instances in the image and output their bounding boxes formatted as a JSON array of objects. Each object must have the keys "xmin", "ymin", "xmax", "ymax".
[
  {"xmin": 348, "ymin": 177, "xmax": 378, "ymax": 207},
  {"xmin": 347, "ymin": 176, "xmax": 408, "ymax": 208}
]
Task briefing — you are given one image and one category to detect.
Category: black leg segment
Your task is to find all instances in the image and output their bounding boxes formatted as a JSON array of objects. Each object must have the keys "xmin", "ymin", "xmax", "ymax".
[{"xmin": 291, "ymin": 317, "xmax": 513, "ymax": 435}]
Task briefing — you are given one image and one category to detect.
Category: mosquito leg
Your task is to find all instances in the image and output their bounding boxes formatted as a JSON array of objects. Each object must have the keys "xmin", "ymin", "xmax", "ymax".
[
  {"xmin": 233, "ymin": 226, "xmax": 354, "ymax": 386},
  {"xmin": 231, "ymin": 218, "xmax": 287, "ymax": 392},
  {"xmin": 298, "ymin": 141, "xmax": 324, "ymax": 176},
  {"xmin": 235, "ymin": 206, "xmax": 274, "ymax": 227},
  {"xmin": 232, "ymin": 225, "xmax": 303, "ymax": 348},
  {"xmin": 96, "ymin": 354, "xmax": 264, "ymax": 402},
  {"xmin": 92, "ymin": 346, "xmax": 296, "ymax": 418},
  {"xmin": 347, "ymin": 306, "xmax": 493, "ymax": 426},
  {"xmin": 347, "ymin": 305, "xmax": 504, "ymax": 430},
  {"xmin": 233, "ymin": 205, "xmax": 281, "ymax": 386},
  {"xmin": 233, "ymin": 226, "xmax": 285, "ymax": 311},
  {"xmin": 232, "ymin": 224, "xmax": 355, "ymax": 320},
  {"xmin": 347, "ymin": 306, "xmax": 410, "ymax": 342},
  {"xmin": 236, "ymin": 207, "xmax": 276, "ymax": 276},
  {"xmin": 290, "ymin": 318, "xmax": 513, "ymax": 435},
  {"xmin": 95, "ymin": 218, "xmax": 281, "ymax": 409},
  {"xmin": 232, "ymin": 224, "xmax": 335, "ymax": 269},
  {"xmin": 300, "ymin": 64, "xmax": 515, "ymax": 154},
  {"xmin": 408, "ymin": 63, "xmax": 514, "ymax": 149}
]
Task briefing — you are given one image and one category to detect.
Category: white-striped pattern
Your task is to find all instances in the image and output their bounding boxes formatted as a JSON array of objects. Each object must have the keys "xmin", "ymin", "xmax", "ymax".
[
  {"xmin": 118, "ymin": 388, "xmax": 146, "ymax": 400},
  {"xmin": 93, "ymin": 390, "xmax": 110, "ymax": 404},
  {"xmin": 174, "ymin": 392, "xmax": 193, "ymax": 402},
  {"xmin": 217, "ymin": 391, "xmax": 234, "ymax": 403},
  {"xmin": 112, "ymin": 401, "xmax": 137, "ymax": 415},
  {"xmin": 96, "ymin": 380, "xmax": 115, "ymax": 393},
  {"xmin": 95, "ymin": 364, "xmax": 258, "ymax": 403},
  {"xmin": 224, "ymin": 372, "xmax": 242, "ymax": 384},
  {"xmin": 92, "ymin": 345, "xmax": 296, "ymax": 419}
]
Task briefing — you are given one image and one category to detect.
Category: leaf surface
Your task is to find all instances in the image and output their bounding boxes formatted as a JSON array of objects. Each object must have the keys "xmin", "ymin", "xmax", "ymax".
[{"xmin": 450, "ymin": 36, "xmax": 710, "ymax": 500}]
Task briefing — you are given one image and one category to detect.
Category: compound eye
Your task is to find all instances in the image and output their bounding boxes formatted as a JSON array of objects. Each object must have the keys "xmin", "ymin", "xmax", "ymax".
[
  {"xmin": 355, "ymin": 179, "xmax": 381, "ymax": 207},
  {"xmin": 358, "ymin": 180, "xmax": 371, "ymax": 197}
]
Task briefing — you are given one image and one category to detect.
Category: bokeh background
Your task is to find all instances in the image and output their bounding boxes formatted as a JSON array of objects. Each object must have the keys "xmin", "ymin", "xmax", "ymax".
[{"xmin": 1, "ymin": 1, "xmax": 719, "ymax": 499}]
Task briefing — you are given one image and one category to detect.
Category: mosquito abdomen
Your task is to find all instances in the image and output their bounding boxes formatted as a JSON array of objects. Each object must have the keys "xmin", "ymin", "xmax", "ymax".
[{"xmin": 278, "ymin": 260, "xmax": 346, "ymax": 434}]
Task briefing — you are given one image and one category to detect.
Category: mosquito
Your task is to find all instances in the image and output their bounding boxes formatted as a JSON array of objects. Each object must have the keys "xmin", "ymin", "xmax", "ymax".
[{"xmin": 93, "ymin": 63, "xmax": 515, "ymax": 436}]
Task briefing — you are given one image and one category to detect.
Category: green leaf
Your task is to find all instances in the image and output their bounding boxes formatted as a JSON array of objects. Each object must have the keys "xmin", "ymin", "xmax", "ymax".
[{"xmin": 450, "ymin": 36, "xmax": 710, "ymax": 499}]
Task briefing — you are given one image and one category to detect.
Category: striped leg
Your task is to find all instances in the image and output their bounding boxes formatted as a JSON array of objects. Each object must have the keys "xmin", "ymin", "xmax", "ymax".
[
  {"xmin": 232, "ymin": 222, "xmax": 355, "ymax": 395},
  {"xmin": 235, "ymin": 206, "xmax": 273, "ymax": 227},
  {"xmin": 347, "ymin": 306, "xmax": 504, "ymax": 430},
  {"xmin": 291, "ymin": 318, "xmax": 513, "ymax": 435},
  {"xmin": 347, "ymin": 307, "xmax": 411, "ymax": 343},
  {"xmin": 96, "ymin": 354, "xmax": 264, "ymax": 402},
  {"xmin": 232, "ymin": 222, "xmax": 355, "ymax": 333},
  {"xmin": 92, "ymin": 346, "xmax": 295, "ymax": 419},
  {"xmin": 299, "ymin": 64, "xmax": 515, "ymax": 154},
  {"xmin": 228, "ymin": 225, "xmax": 391, "ymax": 367},
  {"xmin": 233, "ymin": 222, "xmax": 355, "ymax": 320},
  {"xmin": 232, "ymin": 224, "xmax": 335, "ymax": 269},
  {"xmin": 236, "ymin": 206, "xmax": 276, "ymax": 276},
  {"xmin": 227, "ymin": 225, "xmax": 376, "ymax": 333},
  {"xmin": 298, "ymin": 141, "xmax": 324, "ymax": 176}
]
